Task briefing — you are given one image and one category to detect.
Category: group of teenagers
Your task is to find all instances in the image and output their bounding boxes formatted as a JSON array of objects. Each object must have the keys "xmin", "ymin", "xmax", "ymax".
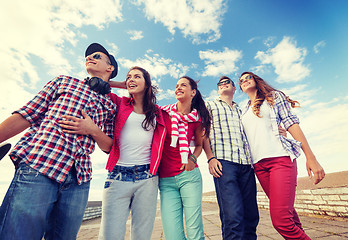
[{"xmin": 0, "ymin": 43, "xmax": 325, "ymax": 240}]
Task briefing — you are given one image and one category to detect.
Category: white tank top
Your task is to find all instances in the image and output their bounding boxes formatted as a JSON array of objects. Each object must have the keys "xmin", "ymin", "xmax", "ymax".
[
  {"xmin": 241, "ymin": 102, "xmax": 288, "ymax": 164},
  {"xmin": 117, "ymin": 111, "xmax": 155, "ymax": 166}
]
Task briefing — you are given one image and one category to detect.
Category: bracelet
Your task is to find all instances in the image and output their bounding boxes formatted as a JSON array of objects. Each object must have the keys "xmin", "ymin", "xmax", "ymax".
[
  {"xmin": 207, "ymin": 157, "xmax": 216, "ymax": 163},
  {"xmin": 189, "ymin": 154, "xmax": 197, "ymax": 164}
]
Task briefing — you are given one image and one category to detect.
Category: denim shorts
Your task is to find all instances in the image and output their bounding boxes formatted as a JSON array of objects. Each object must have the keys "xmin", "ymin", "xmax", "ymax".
[{"xmin": 104, "ymin": 164, "xmax": 157, "ymax": 188}]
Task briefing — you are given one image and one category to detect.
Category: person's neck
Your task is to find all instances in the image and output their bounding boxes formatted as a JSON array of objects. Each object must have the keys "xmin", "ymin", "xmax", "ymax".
[
  {"xmin": 246, "ymin": 89, "xmax": 257, "ymax": 104},
  {"xmin": 176, "ymin": 100, "xmax": 192, "ymax": 115},
  {"xmin": 219, "ymin": 93, "xmax": 234, "ymax": 106},
  {"xmin": 132, "ymin": 93, "xmax": 144, "ymax": 114},
  {"xmin": 90, "ymin": 73, "xmax": 109, "ymax": 82}
]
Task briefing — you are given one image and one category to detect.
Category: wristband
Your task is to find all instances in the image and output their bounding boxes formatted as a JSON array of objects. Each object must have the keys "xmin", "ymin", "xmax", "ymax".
[
  {"xmin": 207, "ymin": 157, "xmax": 216, "ymax": 163},
  {"xmin": 189, "ymin": 154, "xmax": 197, "ymax": 164}
]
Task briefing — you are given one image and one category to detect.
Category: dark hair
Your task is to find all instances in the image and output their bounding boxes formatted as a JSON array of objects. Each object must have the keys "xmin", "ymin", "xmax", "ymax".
[
  {"xmin": 127, "ymin": 66, "xmax": 158, "ymax": 130},
  {"xmin": 218, "ymin": 75, "xmax": 235, "ymax": 87},
  {"xmin": 239, "ymin": 71, "xmax": 300, "ymax": 118},
  {"xmin": 180, "ymin": 76, "xmax": 211, "ymax": 137}
]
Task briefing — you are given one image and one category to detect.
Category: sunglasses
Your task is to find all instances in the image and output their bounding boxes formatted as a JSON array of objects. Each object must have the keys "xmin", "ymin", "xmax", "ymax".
[
  {"xmin": 85, "ymin": 53, "xmax": 111, "ymax": 65},
  {"xmin": 217, "ymin": 79, "xmax": 234, "ymax": 87},
  {"xmin": 239, "ymin": 75, "xmax": 253, "ymax": 85}
]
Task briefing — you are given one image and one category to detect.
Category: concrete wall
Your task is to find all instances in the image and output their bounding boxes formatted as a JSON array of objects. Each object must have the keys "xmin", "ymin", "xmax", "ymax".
[
  {"xmin": 83, "ymin": 172, "xmax": 348, "ymax": 221},
  {"xmin": 83, "ymin": 201, "xmax": 102, "ymax": 221},
  {"xmin": 257, "ymin": 186, "xmax": 348, "ymax": 218}
]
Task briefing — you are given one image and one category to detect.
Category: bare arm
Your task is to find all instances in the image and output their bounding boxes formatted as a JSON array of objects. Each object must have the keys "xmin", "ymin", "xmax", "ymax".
[
  {"xmin": 181, "ymin": 125, "xmax": 204, "ymax": 171},
  {"xmin": 203, "ymin": 137, "xmax": 222, "ymax": 177},
  {"xmin": 0, "ymin": 113, "xmax": 31, "ymax": 143},
  {"xmin": 109, "ymin": 80, "xmax": 126, "ymax": 89},
  {"xmin": 288, "ymin": 123, "xmax": 325, "ymax": 184},
  {"xmin": 58, "ymin": 111, "xmax": 113, "ymax": 153}
]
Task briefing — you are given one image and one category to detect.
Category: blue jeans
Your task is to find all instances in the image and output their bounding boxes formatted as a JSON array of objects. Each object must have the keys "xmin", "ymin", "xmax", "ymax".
[
  {"xmin": 0, "ymin": 163, "xmax": 90, "ymax": 240},
  {"xmin": 159, "ymin": 168, "xmax": 204, "ymax": 240},
  {"xmin": 214, "ymin": 160, "xmax": 259, "ymax": 240},
  {"xmin": 99, "ymin": 164, "xmax": 158, "ymax": 240}
]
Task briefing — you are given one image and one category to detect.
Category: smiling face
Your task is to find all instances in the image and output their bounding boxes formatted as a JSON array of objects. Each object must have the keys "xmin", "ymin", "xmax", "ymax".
[
  {"xmin": 239, "ymin": 74, "xmax": 256, "ymax": 93},
  {"xmin": 175, "ymin": 77, "xmax": 196, "ymax": 102},
  {"xmin": 217, "ymin": 78, "xmax": 236, "ymax": 96},
  {"xmin": 85, "ymin": 52, "xmax": 113, "ymax": 78},
  {"xmin": 126, "ymin": 69, "xmax": 146, "ymax": 97}
]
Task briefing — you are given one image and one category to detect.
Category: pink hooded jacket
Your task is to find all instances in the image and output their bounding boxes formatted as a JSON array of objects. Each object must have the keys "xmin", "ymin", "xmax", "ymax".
[{"xmin": 106, "ymin": 93, "xmax": 166, "ymax": 175}]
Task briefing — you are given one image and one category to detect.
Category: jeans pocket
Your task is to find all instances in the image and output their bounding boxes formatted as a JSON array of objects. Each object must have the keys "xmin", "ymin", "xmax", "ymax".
[
  {"xmin": 189, "ymin": 168, "xmax": 202, "ymax": 183},
  {"xmin": 17, "ymin": 164, "xmax": 40, "ymax": 183},
  {"xmin": 151, "ymin": 176, "xmax": 159, "ymax": 185}
]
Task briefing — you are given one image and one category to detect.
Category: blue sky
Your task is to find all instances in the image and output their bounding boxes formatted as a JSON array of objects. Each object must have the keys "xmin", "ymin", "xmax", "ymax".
[{"xmin": 1, "ymin": 0, "xmax": 348, "ymax": 201}]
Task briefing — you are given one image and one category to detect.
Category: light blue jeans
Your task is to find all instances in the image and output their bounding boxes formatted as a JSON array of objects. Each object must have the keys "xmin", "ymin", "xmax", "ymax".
[
  {"xmin": 159, "ymin": 168, "xmax": 204, "ymax": 240},
  {"xmin": 0, "ymin": 162, "xmax": 90, "ymax": 240},
  {"xmin": 98, "ymin": 164, "xmax": 159, "ymax": 240}
]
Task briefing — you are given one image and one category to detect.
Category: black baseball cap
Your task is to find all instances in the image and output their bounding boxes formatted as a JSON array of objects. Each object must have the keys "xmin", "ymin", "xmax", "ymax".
[{"xmin": 85, "ymin": 43, "xmax": 118, "ymax": 79}]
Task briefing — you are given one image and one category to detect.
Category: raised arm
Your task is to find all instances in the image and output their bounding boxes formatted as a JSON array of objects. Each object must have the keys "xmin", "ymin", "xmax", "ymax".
[
  {"xmin": 288, "ymin": 123, "xmax": 325, "ymax": 184},
  {"xmin": 109, "ymin": 80, "xmax": 127, "ymax": 89},
  {"xmin": 0, "ymin": 113, "xmax": 31, "ymax": 143}
]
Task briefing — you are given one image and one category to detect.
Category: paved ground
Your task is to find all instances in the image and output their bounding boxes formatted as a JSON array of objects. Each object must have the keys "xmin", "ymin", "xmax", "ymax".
[{"xmin": 77, "ymin": 198, "xmax": 348, "ymax": 240}]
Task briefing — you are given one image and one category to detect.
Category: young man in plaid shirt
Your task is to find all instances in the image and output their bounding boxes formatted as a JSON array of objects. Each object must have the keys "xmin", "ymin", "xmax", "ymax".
[
  {"xmin": 203, "ymin": 76, "xmax": 259, "ymax": 240},
  {"xmin": 0, "ymin": 43, "xmax": 118, "ymax": 239}
]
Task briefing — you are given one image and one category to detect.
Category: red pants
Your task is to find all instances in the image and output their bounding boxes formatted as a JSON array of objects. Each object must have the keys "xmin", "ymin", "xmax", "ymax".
[{"xmin": 254, "ymin": 156, "xmax": 311, "ymax": 240}]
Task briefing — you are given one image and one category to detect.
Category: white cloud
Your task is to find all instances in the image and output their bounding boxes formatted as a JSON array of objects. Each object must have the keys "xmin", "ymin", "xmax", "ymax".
[
  {"xmin": 295, "ymin": 100, "xmax": 348, "ymax": 177},
  {"xmin": 255, "ymin": 36, "xmax": 310, "ymax": 83},
  {"xmin": 157, "ymin": 89, "xmax": 175, "ymax": 101},
  {"xmin": 132, "ymin": 0, "xmax": 227, "ymax": 44},
  {"xmin": 205, "ymin": 90, "xmax": 219, "ymax": 102},
  {"xmin": 167, "ymin": 36, "xmax": 175, "ymax": 43},
  {"xmin": 107, "ymin": 42, "xmax": 120, "ymax": 56},
  {"xmin": 313, "ymin": 40, "xmax": 326, "ymax": 54},
  {"xmin": 0, "ymin": 0, "xmax": 123, "ymax": 95},
  {"xmin": 199, "ymin": 47, "xmax": 242, "ymax": 77},
  {"xmin": 250, "ymin": 65, "xmax": 267, "ymax": 76},
  {"xmin": 0, "ymin": 81, "xmax": 35, "ymax": 123},
  {"xmin": 248, "ymin": 36, "xmax": 260, "ymax": 44},
  {"xmin": 127, "ymin": 30, "xmax": 144, "ymax": 40},
  {"xmin": 263, "ymin": 36, "xmax": 276, "ymax": 47},
  {"xmin": 118, "ymin": 50, "xmax": 190, "ymax": 79},
  {"xmin": 280, "ymin": 84, "xmax": 319, "ymax": 107}
]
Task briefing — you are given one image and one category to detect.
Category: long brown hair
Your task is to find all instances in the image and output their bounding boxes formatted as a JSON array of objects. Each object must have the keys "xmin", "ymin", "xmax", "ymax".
[
  {"xmin": 239, "ymin": 72, "xmax": 300, "ymax": 118},
  {"xmin": 180, "ymin": 76, "xmax": 211, "ymax": 137},
  {"xmin": 127, "ymin": 66, "xmax": 158, "ymax": 130}
]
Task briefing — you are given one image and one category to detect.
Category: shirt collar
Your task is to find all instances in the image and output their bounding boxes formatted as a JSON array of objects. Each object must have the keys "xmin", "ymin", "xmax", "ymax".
[{"xmin": 217, "ymin": 97, "xmax": 237, "ymax": 106}]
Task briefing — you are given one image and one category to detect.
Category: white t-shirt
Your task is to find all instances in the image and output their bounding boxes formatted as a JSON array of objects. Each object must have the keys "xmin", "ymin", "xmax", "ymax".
[
  {"xmin": 241, "ymin": 102, "xmax": 289, "ymax": 164},
  {"xmin": 117, "ymin": 112, "xmax": 155, "ymax": 166}
]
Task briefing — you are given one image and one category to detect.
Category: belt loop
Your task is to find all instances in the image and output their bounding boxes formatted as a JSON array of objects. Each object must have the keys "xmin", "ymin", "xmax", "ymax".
[{"xmin": 115, "ymin": 172, "xmax": 122, "ymax": 181}]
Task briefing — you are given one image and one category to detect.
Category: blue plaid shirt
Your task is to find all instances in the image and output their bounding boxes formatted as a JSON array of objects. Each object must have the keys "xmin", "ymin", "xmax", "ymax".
[
  {"xmin": 206, "ymin": 99, "xmax": 251, "ymax": 165},
  {"xmin": 9, "ymin": 75, "xmax": 117, "ymax": 184},
  {"xmin": 242, "ymin": 91, "xmax": 302, "ymax": 161}
]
